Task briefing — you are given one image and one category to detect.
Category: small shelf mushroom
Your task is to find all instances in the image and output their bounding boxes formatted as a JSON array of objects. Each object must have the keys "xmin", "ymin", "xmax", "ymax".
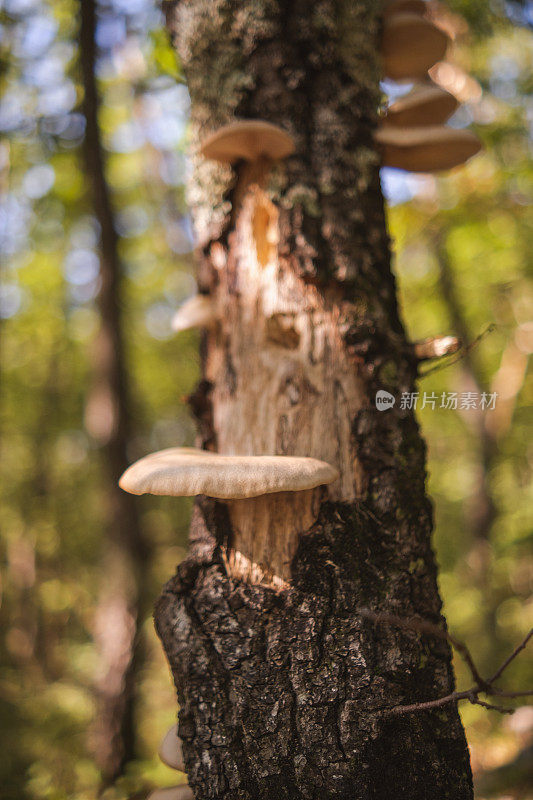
[
  {"xmin": 159, "ymin": 724, "xmax": 185, "ymax": 772},
  {"xmin": 429, "ymin": 61, "xmax": 482, "ymax": 104},
  {"xmin": 414, "ymin": 335, "xmax": 461, "ymax": 360},
  {"xmin": 147, "ymin": 787, "xmax": 193, "ymax": 800},
  {"xmin": 375, "ymin": 125, "xmax": 482, "ymax": 172},
  {"xmin": 119, "ymin": 447, "xmax": 339, "ymax": 583},
  {"xmin": 381, "ymin": 13, "xmax": 450, "ymax": 81},
  {"xmin": 172, "ymin": 295, "xmax": 216, "ymax": 333},
  {"xmin": 200, "ymin": 120, "xmax": 295, "ymax": 165},
  {"xmin": 383, "ymin": 84, "xmax": 458, "ymax": 128},
  {"xmin": 383, "ymin": 0, "xmax": 427, "ymax": 17}
]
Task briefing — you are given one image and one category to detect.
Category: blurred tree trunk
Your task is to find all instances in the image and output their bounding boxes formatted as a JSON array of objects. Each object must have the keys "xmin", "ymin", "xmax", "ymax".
[
  {"xmin": 155, "ymin": 1, "xmax": 473, "ymax": 797},
  {"xmin": 435, "ymin": 230, "xmax": 526, "ymax": 650},
  {"xmin": 79, "ymin": 0, "xmax": 150, "ymax": 787}
]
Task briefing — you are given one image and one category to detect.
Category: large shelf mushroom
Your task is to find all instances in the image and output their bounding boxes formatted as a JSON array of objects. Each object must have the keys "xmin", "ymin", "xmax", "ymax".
[
  {"xmin": 383, "ymin": 84, "xmax": 459, "ymax": 128},
  {"xmin": 375, "ymin": 125, "xmax": 481, "ymax": 172},
  {"xmin": 381, "ymin": 13, "xmax": 450, "ymax": 81},
  {"xmin": 172, "ymin": 294, "xmax": 217, "ymax": 333},
  {"xmin": 119, "ymin": 447, "xmax": 339, "ymax": 584}
]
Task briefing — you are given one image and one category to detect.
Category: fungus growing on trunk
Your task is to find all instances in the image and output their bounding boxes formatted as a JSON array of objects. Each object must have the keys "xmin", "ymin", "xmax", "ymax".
[
  {"xmin": 172, "ymin": 295, "xmax": 217, "ymax": 333},
  {"xmin": 414, "ymin": 335, "xmax": 461, "ymax": 360},
  {"xmin": 381, "ymin": 13, "xmax": 450, "ymax": 80},
  {"xmin": 429, "ymin": 61, "xmax": 483, "ymax": 103},
  {"xmin": 383, "ymin": 0, "xmax": 427, "ymax": 17},
  {"xmin": 147, "ymin": 787, "xmax": 193, "ymax": 800},
  {"xmin": 200, "ymin": 120, "xmax": 295, "ymax": 165},
  {"xmin": 375, "ymin": 125, "xmax": 482, "ymax": 171},
  {"xmin": 383, "ymin": 84, "xmax": 459, "ymax": 127},
  {"xmin": 119, "ymin": 448, "xmax": 339, "ymax": 584},
  {"xmin": 159, "ymin": 724, "xmax": 185, "ymax": 772}
]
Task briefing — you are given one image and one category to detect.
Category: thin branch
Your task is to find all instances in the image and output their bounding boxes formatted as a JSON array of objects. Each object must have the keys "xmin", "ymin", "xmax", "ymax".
[
  {"xmin": 488, "ymin": 628, "xmax": 533, "ymax": 685},
  {"xmin": 470, "ymin": 698, "xmax": 515, "ymax": 714},
  {"xmin": 359, "ymin": 609, "xmax": 486, "ymax": 688},
  {"xmin": 360, "ymin": 610, "xmax": 532, "ymax": 717},
  {"xmin": 419, "ymin": 324, "xmax": 496, "ymax": 378},
  {"xmin": 492, "ymin": 689, "xmax": 533, "ymax": 698}
]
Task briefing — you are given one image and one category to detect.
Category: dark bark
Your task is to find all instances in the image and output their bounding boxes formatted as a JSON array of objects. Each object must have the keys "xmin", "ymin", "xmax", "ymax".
[
  {"xmin": 155, "ymin": 1, "xmax": 473, "ymax": 797},
  {"xmin": 79, "ymin": 0, "xmax": 150, "ymax": 786}
]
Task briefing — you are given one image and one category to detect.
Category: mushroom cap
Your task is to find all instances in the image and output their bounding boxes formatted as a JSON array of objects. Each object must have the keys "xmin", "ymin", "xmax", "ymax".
[
  {"xmin": 119, "ymin": 448, "xmax": 339, "ymax": 500},
  {"xmin": 172, "ymin": 294, "xmax": 216, "ymax": 333},
  {"xmin": 159, "ymin": 724, "xmax": 185, "ymax": 772},
  {"xmin": 384, "ymin": 84, "xmax": 459, "ymax": 127},
  {"xmin": 200, "ymin": 120, "xmax": 295, "ymax": 164},
  {"xmin": 429, "ymin": 61, "xmax": 482, "ymax": 103},
  {"xmin": 147, "ymin": 787, "xmax": 193, "ymax": 800},
  {"xmin": 383, "ymin": 0, "xmax": 427, "ymax": 16},
  {"xmin": 382, "ymin": 14, "xmax": 450, "ymax": 81},
  {"xmin": 375, "ymin": 125, "xmax": 482, "ymax": 172}
]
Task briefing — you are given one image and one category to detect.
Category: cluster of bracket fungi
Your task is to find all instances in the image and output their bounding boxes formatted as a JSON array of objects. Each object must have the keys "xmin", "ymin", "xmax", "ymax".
[{"xmin": 119, "ymin": 1, "xmax": 482, "ymax": 796}]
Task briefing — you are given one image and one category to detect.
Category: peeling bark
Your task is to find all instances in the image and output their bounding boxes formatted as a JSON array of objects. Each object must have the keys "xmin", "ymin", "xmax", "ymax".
[{"xmin": 155, "ymin": 1, "xmax": 473, "ymax": 797}]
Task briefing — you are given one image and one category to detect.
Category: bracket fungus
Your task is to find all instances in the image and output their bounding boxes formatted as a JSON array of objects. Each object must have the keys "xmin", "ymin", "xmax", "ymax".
[
  {"xmin": 147, "ymin": 787, "xmax": 193, "ymax": 800},
  {"xmin": 414, "ymin": 335, "xmax": 461, "ymax": 361},
  {"xmin": 119, "ymin": 447, "xmax": 338, "ymax": 500},
  {"xmin": 429, "ymin": 61, "xmax": 483, "ymax": 104},
  {"xmin": 172, "ymin": 294, "xmax": 217, "ymax": 333},
  {"xmin": 383, "ymin": 84, "xmax": 459, "ymax": 128},
  {"xmin": 375, "ymin": 125, "xmax": 482, "ymax": 172},
  {"xmin": 119, "ymin": 447, "xmax": 339, "ymax": 583},
  {"xmin": 383, "ymin": 0, "xmax": 428, "ymax": 16},
  {"xmin": 159, "ymin": 724, "xmax": 185, "ymax": 772},
  {"xmin": 382, "ymin": 13, "xmax": 450, "ymax": 81},
  {"xmin": 200, "ymin": 120, "xmax": 295, "ymax": 165}
]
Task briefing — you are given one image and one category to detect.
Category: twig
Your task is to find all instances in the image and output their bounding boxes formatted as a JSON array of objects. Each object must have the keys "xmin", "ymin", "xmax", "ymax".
[
  {"xmin": 360, "ymin": 609, "xmax": 532, "ymax": 716},
  {"xmin": 360, "ymin": 609, "xmax": 486, "ymax": 688},
  {"xmin": 419, "ymin": 324, "xmax": 496, "ymax": 378},
  {"xmin": 488, "ymin": 628, "xmax": 533, "ymax": 685}
]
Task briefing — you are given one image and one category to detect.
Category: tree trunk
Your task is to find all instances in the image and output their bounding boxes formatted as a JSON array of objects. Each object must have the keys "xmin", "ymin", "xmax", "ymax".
[
  {"xmin": 79, "ymin": 0, "xmax": 150, "ymax": 786},
  {"xmin": 155, "ymin": 1, "xmax": 473, "ymax": 797}
]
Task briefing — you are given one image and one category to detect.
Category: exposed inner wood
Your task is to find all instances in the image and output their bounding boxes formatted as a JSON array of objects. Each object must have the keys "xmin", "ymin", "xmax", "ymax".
[
  {"xmin": 203, "ymin": 184, "xmax": 365, "ymax": 582},
  {"xmin": 206, "ymin": 185, "xmax": 363, "ymax": 503},
  {"xmin": 225, "ymin": 488, "xmax": 321, "ymax": 585}
]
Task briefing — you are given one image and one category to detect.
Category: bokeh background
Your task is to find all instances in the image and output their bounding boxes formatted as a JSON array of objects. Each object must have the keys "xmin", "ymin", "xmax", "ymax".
[{"xmin": 0, "ymin": 0, "xmax": 532, "ymax": 798}]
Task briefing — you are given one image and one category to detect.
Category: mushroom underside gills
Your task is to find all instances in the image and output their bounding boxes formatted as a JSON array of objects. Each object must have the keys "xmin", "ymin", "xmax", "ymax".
[
  {"xmin": 384, "ymin": 85, "xmax": 459, "ymax": 127},
  {"xmin": 200, "ymin": 120, "xmax": 295, "ymax": 164},
  {"xmin": 376, "ymin": 126, "xmax": 482, "ymax": 171}
]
